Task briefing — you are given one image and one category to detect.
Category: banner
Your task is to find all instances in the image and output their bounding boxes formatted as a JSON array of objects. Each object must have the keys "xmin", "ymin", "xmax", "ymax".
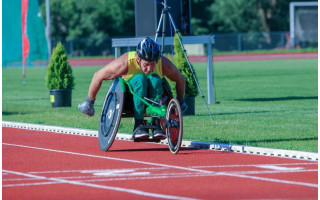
[{"xmin": 22, "ymin": 0, "xmax": 29, "ymax": 74}]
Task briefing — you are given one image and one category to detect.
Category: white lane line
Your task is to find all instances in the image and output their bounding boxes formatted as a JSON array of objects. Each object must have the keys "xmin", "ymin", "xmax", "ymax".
[
  {"xmin": 4, "ymin": 169, "xmax": 318, "ymax": 189},
  {"xmin": 27, "ymin": 167, "xmax": 167, "ymax": 174},
  {"xmin": 190, "ymin": 162, "xmax": 317, "ymax": 169},
  {"xmin": 3, "ymin": 169, "xmax": 198, "ymax": 200},
  {"xmin": 3, "ymin": 121, "xmax": 318, "ymax": 161},
  {"xmin": 2, "ymin": 143, "xmax": 211, "ymax": 174},
  {"xmin": 222, "ymin": 173, "xmax": 318, "ymax": 188},
  {"xmin": 3, "ymin": 143, "xmax": 317, "ymax": 188},
  {"xmin": 3, "ymin": 181, "xmax": 59, "ymax": 187},
  {"xmin": 256, "ymin": 165, "xmax": 303, "ymax": 171},
  {"xmin": 4, "ymin": 169, "xmax": 317, "ymax": 183},
  {"xmin": 18, "ymin": 163, "xmax": 315, "ymax": 174}
]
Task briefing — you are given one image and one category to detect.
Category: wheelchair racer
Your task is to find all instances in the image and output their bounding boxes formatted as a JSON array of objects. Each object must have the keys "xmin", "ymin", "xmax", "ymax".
[{"xmin": 78, "ymin": 37, "xmax": 187, "ymax": 140}]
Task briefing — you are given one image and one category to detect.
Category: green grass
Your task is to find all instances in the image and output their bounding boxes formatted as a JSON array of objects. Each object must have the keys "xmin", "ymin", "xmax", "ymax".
[{"xmin": 2, "ymin": 58, "xmax": 318, "ymax": 152}]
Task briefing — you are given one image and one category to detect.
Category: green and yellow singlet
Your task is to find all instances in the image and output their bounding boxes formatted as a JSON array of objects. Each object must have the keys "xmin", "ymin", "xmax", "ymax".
[{"xmin": 124, "ymin": 51, "xmax": 163, "ymax": 81}]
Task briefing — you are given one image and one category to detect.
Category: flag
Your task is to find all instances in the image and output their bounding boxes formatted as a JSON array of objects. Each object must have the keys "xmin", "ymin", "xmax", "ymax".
[{"xmin": 22, "ymin": 0, "xmax": 29, "ymax": 77}]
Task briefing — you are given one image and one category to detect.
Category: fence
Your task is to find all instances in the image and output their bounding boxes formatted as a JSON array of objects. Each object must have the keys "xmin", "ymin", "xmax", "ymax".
[
  {"xmin": 3, "ymin": 31, "xmax": 317, "ymax": 67},
  {"xmin": 56, "ymin": 31, "xmax": 316, "ymax": 58}
]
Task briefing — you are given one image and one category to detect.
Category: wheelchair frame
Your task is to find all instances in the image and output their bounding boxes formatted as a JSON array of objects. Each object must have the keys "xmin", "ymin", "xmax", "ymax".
[{"xmin": 98, "ymin": 76, "xmax": 183, "ymax": 154}]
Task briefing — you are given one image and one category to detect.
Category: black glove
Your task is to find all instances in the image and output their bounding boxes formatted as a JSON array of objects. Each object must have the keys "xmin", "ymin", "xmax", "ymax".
[{"xmin": 179, "ymin": 99, "xmax": 188, "ymax": 113}]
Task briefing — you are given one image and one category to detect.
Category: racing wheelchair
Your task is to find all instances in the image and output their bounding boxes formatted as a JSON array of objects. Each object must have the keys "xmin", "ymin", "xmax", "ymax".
[{"xmin": 98, "ymin": 76, "xmax": 183, "ymax": 154}]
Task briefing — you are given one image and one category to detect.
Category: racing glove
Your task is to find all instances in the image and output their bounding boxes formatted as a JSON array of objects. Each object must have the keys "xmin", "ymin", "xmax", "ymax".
[
  {"xmin": 179, "ymin": 99, "xmax": 188, "ymax": 113},
  {"xmin": 78, "ymin": 97, "xmax": 95, "ymax": 117}
]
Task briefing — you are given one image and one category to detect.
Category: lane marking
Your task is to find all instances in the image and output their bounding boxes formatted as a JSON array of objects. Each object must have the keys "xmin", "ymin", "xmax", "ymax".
[
  {"xmin": 88, "ymin": 169, "xmax": 150, "ymax": 177},
  {"xmin": 3, "ymin": 142, "xmax": 317, "ymax": 188},
  {"xmin": 4, "ymin": 169, "xmax": 317, "ymax": 183},
  {"xmin": 2, "ymin": 143, "xmax": 211, "ymax": 174},
  {"xmin": 3, "ymin": 169, "xmax": 198, "ymax": 200},
  {"xmin": 11, "ymin": 163, "xmax": 314, "ymax": 174},
  {"xmin": 28, "ymin": 167, "xmax": 167, "ymax": 174},
  {"xmin": 3, "ymin": 121, "xmax": 318, "ymax": 161},
  {"xmin": 222, "ymin": 173, "xmax": 318, "ymax": 188},
  {"xmin": 3, "ymin": 181, "xmax": 59, "ymax": 187},
  {"xmin": 4, "ymin": 169, "xmax": 318, "ymax": 189},
  {"xmin": 190, "ymin": 162, "xmax": 317, "ymax": 169},
  {"xmin": 256, "ymin": 165, "xmax": 303, "ymax": 171}
]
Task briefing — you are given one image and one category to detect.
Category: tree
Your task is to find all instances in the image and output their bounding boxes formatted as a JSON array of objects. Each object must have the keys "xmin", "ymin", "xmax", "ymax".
[
  {"xmin": 190, "ymin": 0, "xmax": 213, "ymax": 35},
  {"xmin": 192, "ymin": 0, "xmax": 316, "ymax": 34},
  {"xmin": 46, "ymin": 42, "xmax": 74, "ymax": 89},
  {"xmin": 173, "ymin": 34, "xmax": 198, "ymax": 97},
  {"xmin": 39, "ymin": 0, "xmax": 135, "ymax": 41},
  {"xmin": 38, "ymin": 0, "xmax": 317, "ymax": 45},
  {"xmin": 208, "ymin": 0, "xmax": 264, "ymax": 33}
]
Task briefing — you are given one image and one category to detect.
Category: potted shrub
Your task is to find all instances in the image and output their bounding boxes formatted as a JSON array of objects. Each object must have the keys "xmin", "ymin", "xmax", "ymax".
[
  {"xmin": 46, "ymin": 42, "xmax": 75, "ymax": 107},
  {"xmin": 172, "ymin": 33, "xmax": 199, "ymax": 115}
]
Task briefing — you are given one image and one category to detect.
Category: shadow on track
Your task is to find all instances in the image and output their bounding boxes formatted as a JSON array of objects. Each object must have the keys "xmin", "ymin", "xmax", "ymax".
[{"xmin": 109, "ymin": 147, "xmax": 222, "ymax": 155}]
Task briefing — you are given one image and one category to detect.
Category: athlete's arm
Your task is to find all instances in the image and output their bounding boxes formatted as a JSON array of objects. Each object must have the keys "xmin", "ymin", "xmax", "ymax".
[
  {"xmin": 87, "ymin": 53, "xmax": 129, "ymax": 100},
  {"xmin": 161, "ymin": 56, "xmax": 186, "ymax": 101}
]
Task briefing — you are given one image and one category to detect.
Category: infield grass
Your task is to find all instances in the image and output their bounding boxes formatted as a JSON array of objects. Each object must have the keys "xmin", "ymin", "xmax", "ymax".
[{"xmin": 2, "ymin": 58, "xmax": 318, "ymax": 152}]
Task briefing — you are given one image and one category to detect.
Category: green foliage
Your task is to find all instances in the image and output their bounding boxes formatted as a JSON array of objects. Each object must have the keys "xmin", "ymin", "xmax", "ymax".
[
  {"xmin": 38, "ymin": 0, "xmax": 315, "ymax": 42},
  {"xmin": 46, "ymin": 42, "xmax": 75, "ymax": 89},
  {"xmin": 39, "ymin": 0, "xmax": 134, "ymax": 41},
  {"xmin": 172, "ymin": 34, "xmax": 199, "ymax": 97},
  {"xmin": 208, "ymin": 0, "xmax": 262, "ymax": 33},
  {"xmin": 192, "ymin": 0, "xmax": 314, "ymax": 34}
]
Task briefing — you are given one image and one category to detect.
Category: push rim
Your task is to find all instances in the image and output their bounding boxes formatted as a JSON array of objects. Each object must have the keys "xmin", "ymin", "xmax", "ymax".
[{"xmin": 166, "ymin": 98, "xmax": 183, "ymax": 154}]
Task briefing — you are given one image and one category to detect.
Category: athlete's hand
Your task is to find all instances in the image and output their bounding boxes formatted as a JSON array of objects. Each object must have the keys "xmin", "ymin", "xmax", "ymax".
[
  {"xmin": 179, "ymin": 99, "xmax": 188, "ymax": 113},
  {"xmin": 78, "ymin": 97, "xmax": 95, "ymax": 117}
]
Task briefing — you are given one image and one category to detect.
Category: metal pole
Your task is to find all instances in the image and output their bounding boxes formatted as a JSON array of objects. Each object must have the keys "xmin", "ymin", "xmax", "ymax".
[
  {"xmin": 46, "ymin": 0, "xmax": 52, "ymax": 58},
  {"xmin": 167, "ymin": 13, "xmax": 214, "ymax": 120},
  {"xmin": 155, "ymin": 10, "xmax": 164, "ymax": 42},
  {"xmin": 161, "ymin": 0, "xmax": 167, "ymax": 54},
  {"xmin": 115, "ymin": 47, "xmax": 121, "ymax": 59},
  {"xmin": 289, "ymin": 2, "xmax": 295, "ymax": 49},
  {"xmin": 207, "ymin": 36, "xmax": 214, "ymax": 104},
  {"xmin": 22, "ymin": 63, "xmax": 26, "ymax": 85}
]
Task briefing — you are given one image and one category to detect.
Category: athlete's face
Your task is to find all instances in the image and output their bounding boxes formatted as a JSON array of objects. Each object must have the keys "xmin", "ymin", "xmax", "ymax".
[{"xmin": 137, "ymin": 58, "xmax": 157, "ymax": 74}]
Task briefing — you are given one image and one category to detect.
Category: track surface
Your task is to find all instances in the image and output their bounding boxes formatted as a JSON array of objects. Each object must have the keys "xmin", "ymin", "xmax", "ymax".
[{"xmin": 3, "ymin": 127, "xmax": 318, "ymax": 200}]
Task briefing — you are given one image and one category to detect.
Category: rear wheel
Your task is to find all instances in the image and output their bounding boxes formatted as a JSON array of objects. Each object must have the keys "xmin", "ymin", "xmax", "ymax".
[
  {"xmin": 98, "ymin": 78, "xmax": 123, "ymax": 151},
  {"xmin": 166, "ymin": 98, "xmax": 183, "ymax": 154}
]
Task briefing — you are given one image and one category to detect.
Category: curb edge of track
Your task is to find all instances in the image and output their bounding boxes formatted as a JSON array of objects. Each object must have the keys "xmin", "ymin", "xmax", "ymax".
[{"xmin": 3, "ymin": 121, "xmax": 318, "ymax": 161}]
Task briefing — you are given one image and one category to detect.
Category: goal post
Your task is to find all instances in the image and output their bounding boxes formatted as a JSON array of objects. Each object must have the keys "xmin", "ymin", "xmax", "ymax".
[{"xmin": 289, "ymin": 1, "xmax": 318, "ymax": 49}]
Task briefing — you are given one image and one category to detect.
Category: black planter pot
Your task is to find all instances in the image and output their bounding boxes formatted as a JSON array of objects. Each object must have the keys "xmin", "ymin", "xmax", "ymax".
[
  {"xmin": 49, "ymin": 89, "xmax": 72, "ymax": 107},
  {"xmin": 184, "ymin": 96, "xmax": 195, "ymax": 115}
]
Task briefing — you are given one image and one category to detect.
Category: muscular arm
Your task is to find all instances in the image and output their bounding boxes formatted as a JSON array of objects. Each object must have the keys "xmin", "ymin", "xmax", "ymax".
[
  {"xmin": 87, "ymin": 53, "xmax": 128, "ymax": 100},
  {"xmin": 161, "ymin": 56, "xmax": 186, "ymax": 101}
]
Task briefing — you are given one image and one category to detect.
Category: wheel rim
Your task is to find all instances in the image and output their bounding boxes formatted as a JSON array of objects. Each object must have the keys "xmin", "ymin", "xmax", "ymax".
[
  {"xmin": 166, "ymin": 99, "xmax": 183, "ymax": 154},
  {"xmin": 101, "ymin": 92, "xmax": 117, "ymax": 136}
]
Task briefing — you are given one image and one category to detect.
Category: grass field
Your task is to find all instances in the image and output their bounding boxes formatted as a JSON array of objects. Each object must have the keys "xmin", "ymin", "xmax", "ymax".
[{"xmin": 2, "ymin": 58, "xmax": 318, "ymax": 152}]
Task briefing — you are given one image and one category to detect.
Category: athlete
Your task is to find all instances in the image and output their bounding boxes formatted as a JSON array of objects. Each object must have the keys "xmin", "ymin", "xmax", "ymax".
[{"xmin": 78, "ymin": 37, "xmax": 187, "ymax": 140}]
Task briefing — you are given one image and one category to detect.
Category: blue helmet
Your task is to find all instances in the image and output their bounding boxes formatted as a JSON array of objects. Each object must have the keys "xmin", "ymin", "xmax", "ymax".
[{"xmin": 136, "ymin": 37, "xmax": 161, "ymax": 62}]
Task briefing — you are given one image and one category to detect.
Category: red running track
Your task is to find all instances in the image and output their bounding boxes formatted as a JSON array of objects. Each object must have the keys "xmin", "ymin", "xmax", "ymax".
[{"xmin": 3, "ymin": 127, "xmax": 318, "ymax": 200}]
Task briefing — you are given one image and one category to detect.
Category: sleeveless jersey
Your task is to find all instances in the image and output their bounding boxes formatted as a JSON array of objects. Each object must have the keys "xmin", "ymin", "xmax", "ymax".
[{"xmin": 124, "ymin": 51, "xmax": 163, "ymax": 81}]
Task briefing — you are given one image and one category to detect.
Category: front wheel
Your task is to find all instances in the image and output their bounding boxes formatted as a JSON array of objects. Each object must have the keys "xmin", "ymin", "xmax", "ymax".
[{"xmin": 166, "ymin": 98, "xmax": 183, "ymax": 154}]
